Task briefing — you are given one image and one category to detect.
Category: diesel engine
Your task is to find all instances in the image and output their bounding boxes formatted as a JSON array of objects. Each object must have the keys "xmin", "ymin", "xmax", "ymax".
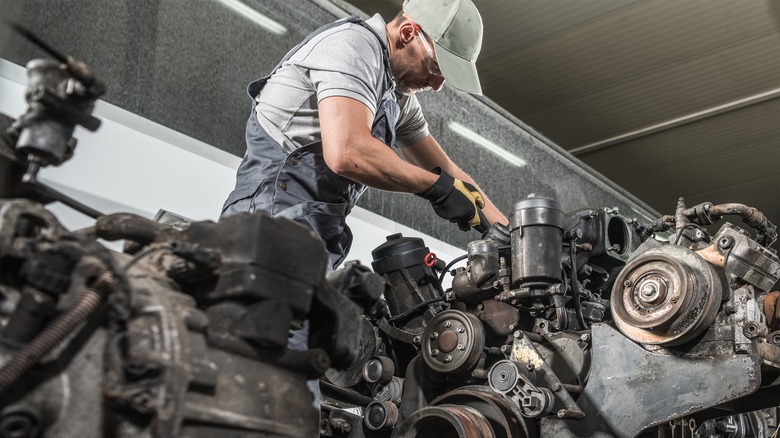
[{"xmin": 319, "ymin": 197, "xmax": 780, "ymax": 438}]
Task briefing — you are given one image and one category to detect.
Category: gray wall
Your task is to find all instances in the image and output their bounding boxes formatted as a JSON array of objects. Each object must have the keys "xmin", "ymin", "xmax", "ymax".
[{"xmin": 1, "ymin": 0, "xmax": 658, "ymax": 249}]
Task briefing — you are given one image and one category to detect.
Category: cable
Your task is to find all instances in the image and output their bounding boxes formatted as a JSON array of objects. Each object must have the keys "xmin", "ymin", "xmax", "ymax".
[
  {"xmin": 387, "ymin": 296, "xmax": 445, "ymax": 323},
  {"xmin": 672, "ymin": 223, "xmax": 710, "ymax": 246},
  {"xmin": 438, "ymin": 254, "xmax": 468, "ymax": 286}
]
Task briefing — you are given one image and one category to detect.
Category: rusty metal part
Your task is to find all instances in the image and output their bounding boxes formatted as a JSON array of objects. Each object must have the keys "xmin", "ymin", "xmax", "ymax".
[
  {"xmin": 717, "ymin": 223, "xmax": 780, "ymax": 293},
  {"xmin": 683, "ymin": 202, "xmax": 777, "ymax": 247},
  {"xmin": 762, "ymin": 291, "xmax": 780, "ymax": 331},
  {"xmin": 394, "ymin": 404, "xmax": 495, "ymax": 438},
  {"xmin": 421, "ymin": 310, "xmax": 485, "ymax": 374},
  {"xmin": 611, "ymin": 244, "xmax": 722, "ymax": 346},
  {"xmin": 452, "ymin": 239, "xmax": 500, "ymax": 301},
  {"xmin": 426, "ymin": 386, "xmax": 538, "ymax": 438},
  {"xmin": 364, "ymin": 400, "xmax": 399, "ymax": 431},
  {"xmin": 473, "ymin": 299, "xmax": 520, "ymax": 337}
]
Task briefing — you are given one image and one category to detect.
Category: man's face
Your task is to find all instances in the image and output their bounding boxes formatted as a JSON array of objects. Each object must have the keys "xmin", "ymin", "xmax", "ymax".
[{"xmin": 391, "ymin": 28, "xmax": 446, "ymax": 96}]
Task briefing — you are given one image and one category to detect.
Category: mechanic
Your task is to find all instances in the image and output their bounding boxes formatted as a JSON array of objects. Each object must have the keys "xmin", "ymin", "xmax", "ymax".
[{"xmin": 221, "ymin": 0, "xmax": 508, "ymax": 270}]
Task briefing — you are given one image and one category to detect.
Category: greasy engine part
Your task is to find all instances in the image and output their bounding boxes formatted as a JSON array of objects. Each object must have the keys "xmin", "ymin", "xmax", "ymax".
[
  {"xmin": 610, "ymin": 240, "xmax": 723, "ymax": 346},
  {"xmin": 541, "ymin": 323, "xmax": 763, "ymax": 438},
  {"xmin": 0, "ymin": 37, "xmax": 372, "ymax": 436},
  {"xmin": 1, "ymin": 25, "xmax": 105, "ymax": 218},
  {"xmin": 396, "ymin": 386, "xmax": 537, "ymax": 438},
  {"xmin": 451, "ymin": 239, "xmax": 501, "ymax": 302},
  {"xmin": 487, "ymin": 360, "xmax": 554, "ymax": 418},
  {"xmin": 318, "ymin": 196, "xmax": 779, "ymax": 438},
  {"xmin": 0, "ymin": 201, "xmax": 369, "ymax": 437},
  {"xmin": 421, "ymin": 310, "xmax": 485, "ymax": 374},
  {"xmin": 371, "ymin": 233, "xmax": 445, "ymax": 333},
  {"xmin": 509, "ymin": 196, "xmax": 564, "ymax": 292},
  {"xmin": 761, "ymin": 291, "xmax": 780, "ymax": 331},
  {"xmin": 507, "ymin": 331, "xmax": 584, "ymax": 421}
]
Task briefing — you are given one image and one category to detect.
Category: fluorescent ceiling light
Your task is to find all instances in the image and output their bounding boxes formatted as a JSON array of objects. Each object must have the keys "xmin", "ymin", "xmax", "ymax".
[
  {"xmin": 447, "ymin": 121, "xmax": 526, "ymax": 167},
  {"xmin": 215, "ymin": 0, "xmax": 287, "ymax": 35}
]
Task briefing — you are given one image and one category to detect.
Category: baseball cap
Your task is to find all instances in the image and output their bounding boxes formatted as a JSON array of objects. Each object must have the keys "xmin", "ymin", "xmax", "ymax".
[{"xmin": 403, "ymin": 0, "xmax": 484, "ymax": 95}]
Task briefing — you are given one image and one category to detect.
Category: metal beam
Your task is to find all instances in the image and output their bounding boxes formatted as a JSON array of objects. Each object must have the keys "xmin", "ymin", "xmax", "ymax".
[{"xmin": 569, "ymin": 87, "xmax": 780, "ymax": 157}]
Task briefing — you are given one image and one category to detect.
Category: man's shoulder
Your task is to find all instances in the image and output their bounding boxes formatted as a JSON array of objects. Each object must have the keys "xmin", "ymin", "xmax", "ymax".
[
  {"xmin": 316, "ymin": 20, "xmax": 381, "ymax": 48},
  {"xmin": 299, "ymin": 22, "xmax": 384, "ymax": 71}
]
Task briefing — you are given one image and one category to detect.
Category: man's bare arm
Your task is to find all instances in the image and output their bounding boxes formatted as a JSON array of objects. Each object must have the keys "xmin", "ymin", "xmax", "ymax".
[
  {"xmin": 319, "ymin": 96, "xmax": 437, "ymax": 193},
  {"xmin": 398, "ymin": 135, "xmax": 508, "ymax": 226}
]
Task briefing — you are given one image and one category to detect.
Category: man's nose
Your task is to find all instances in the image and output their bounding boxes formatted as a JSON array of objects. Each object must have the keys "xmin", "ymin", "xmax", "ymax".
[{"xmin": 428, "ymin": 74, "xmax": 445, "ymax": 92}]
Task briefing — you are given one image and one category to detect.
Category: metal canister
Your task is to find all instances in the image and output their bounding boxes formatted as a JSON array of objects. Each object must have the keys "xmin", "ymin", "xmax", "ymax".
[{"xmin": 510, "ymin": 196, "xmax": 564, "ymax": 289}]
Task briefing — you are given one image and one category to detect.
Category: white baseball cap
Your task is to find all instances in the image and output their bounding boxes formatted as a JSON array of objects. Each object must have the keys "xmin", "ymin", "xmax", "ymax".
[{"xmin": 403, "ymin": 0, "xmax": 484, "ymax": 95}]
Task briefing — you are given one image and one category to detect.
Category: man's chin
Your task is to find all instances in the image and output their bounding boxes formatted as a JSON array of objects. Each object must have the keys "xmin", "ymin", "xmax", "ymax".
[
  {"xmin": 396, "ymin": 86, "xmax": 415, "ymax": 96},
  {"xmin": 396, "ymin": 85, "xmax": 427, "ymax": 96}
]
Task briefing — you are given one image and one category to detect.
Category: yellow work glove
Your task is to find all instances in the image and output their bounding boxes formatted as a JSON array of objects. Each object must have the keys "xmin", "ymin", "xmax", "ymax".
[{"xmin": 417, "ymin": 167, "xmax": 486, "ymax": 232}]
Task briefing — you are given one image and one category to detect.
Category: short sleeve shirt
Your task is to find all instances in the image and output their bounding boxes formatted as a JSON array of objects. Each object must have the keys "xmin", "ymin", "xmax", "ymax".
[{"xmin": 254, "ymin": 14, "xmax": 430, "ymax": 152}]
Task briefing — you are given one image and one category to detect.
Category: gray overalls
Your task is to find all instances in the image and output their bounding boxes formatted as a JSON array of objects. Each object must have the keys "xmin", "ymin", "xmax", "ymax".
[{"xmin": 221, "ymin": 16, "xmax": 399, "ymax": 270}]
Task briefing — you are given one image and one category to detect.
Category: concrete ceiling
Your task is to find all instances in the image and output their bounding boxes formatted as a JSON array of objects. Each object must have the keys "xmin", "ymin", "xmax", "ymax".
[{"xmin": 348, "ymin": 0, "xmax": 780, "ymax": 241}]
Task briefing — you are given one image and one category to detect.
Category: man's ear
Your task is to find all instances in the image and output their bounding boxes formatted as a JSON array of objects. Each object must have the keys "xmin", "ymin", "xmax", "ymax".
[{"xmin": 397, "ymin": 21, "xmax": 417, "ymax": 45}]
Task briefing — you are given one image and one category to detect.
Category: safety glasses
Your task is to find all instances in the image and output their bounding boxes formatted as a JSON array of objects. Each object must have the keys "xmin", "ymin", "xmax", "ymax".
[{"xmin": 416, "ymin": 29, "xmax": 443, "ymax": 77}]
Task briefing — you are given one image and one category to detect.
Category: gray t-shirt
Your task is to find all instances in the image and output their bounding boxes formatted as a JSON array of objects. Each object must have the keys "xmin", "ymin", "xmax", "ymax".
[{"xmin": 255, "ymin": 14, "xmax": 430, "ymax": 152}]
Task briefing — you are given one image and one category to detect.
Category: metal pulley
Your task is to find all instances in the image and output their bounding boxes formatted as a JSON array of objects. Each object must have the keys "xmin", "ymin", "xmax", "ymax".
[
  {"xmin": 396, "ymin": 386, "xmax": 537, "ymax": 438},
  {"xmin": 611, "ymin": 244, "xmax": 722, "ymax": 346},
  {"xmin": 487, "ymin": 360, "xmax": 555, "ymax": 418},
  {"xmin": 421, "ymin": 310, "xmax": 485, "ymax": 374}
]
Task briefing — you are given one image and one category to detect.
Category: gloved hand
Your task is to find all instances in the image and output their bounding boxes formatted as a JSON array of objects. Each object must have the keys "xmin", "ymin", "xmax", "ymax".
[{"xmin": 417, "ymin": 168, "xmax": 486, "ymax": 231}]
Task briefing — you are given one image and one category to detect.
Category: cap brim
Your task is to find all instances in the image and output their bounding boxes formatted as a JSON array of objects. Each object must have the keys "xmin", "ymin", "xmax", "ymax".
[{"xmin": 434, "ymin": 42, "xmax": 482, "ymax": 95}]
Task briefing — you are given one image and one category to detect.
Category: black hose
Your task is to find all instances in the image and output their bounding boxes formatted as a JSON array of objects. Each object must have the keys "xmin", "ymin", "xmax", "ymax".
[
  {"xmin": 438, "ymin": 254, "xmax": 468, "ymax": 287},
  {"xmin": 569, "ymin": 240, "xmax": 588, "ymax": 330},
  {"xmin": 388, "ymin": 296, "xmax": 445, "ymax": 323},
  {"xmin": 320, "ymin": 380, "xmax": 374, "ymax": 406},
  {"xmin": 0, "ymin": 272, "xmax": 119, "ymax": 395}
]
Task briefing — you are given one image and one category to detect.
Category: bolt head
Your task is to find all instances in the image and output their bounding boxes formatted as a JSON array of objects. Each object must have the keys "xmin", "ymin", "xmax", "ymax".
[{"xmin": 444, "ymin": 355, "xmax": 453, "ymax": 363}]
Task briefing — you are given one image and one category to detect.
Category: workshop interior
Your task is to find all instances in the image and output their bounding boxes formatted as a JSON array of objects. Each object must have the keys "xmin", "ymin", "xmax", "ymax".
[{"xmin": 1, "ymin": 0, "xmax": 779, "ymax": 437}]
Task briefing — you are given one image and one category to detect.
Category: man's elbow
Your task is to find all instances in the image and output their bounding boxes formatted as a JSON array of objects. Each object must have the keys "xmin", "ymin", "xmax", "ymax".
[{"xmin": 323, "ymin": 145, "xmax": 359, "ymax": 178}]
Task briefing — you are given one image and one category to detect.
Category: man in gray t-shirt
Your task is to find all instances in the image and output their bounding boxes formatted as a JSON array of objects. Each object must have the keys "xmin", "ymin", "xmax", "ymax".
[{"xmin": 222, "ymin": 0, "xmax": 507, "ymax": 268}]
